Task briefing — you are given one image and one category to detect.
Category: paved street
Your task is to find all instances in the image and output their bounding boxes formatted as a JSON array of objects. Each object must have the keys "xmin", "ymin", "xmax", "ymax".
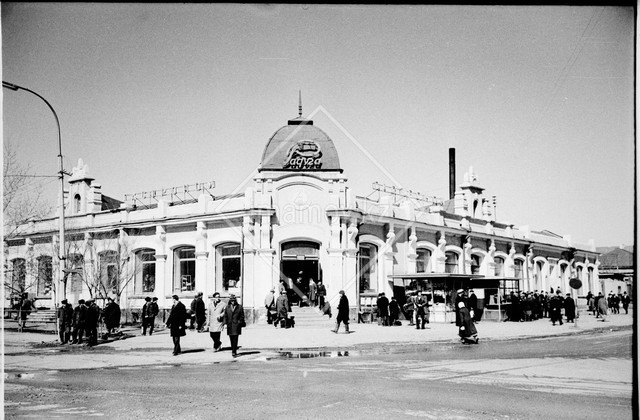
[
  {"xmin": 2, "ymin": 312, "xmax": 635, "ymax": 419},
  {"xmin": 3, "ymin": 329, "xmax": 633, "ymax": 419}
]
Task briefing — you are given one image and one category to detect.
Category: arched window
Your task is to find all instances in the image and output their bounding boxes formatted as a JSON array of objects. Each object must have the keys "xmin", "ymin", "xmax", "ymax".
[
  {"xmin": 174, "ymin": 246, "xmax": 196, "ymax": 292},
  {"xmin": 587, "ymin": 267, "xmax": 594, "ymax": 291},
  {"xmin": 216, "ymin": 243, "xmax": 241, "ymax": 290},
  {"xmin": 11, "ymin": 258, "xmax": 26, "ymax": 294},
  {"xmin": 494, "ymin": 256, "xmax": 504, "ymax": 277},
  {"xmin": 445, "ymin": 251, "xmax": 458, "ymax": 274},
  {"xmin": 99, "ymin": 250, "xmax": 119, "ymax": 296},
  {"xmin": 416, "ymin": 248, "xmax": 431, "ymax": 273},
  {"xmin": 514, "ymin": 259, "xmax": 524, "ymax": 279},
  {"xmin": 37, "ymin": 256, "xmax": 53, "ymax": 297},
  {"xmin": 74, "ymin": 194, "xmax": 82, "ymax": 214},
  {"xmin": 535, "ymin": 260, "xmax": 544, "ymax": 281},
  {"xmin": 135, "ymin": 248, "xmax": 156, "ymax": 294},
  {"xmin": 358, "ymin": 243, "xmax": 377, "ymax": 292},
  {"xmin": 470, "ymin": 254, "xmax": 481, "ymax": 274}
]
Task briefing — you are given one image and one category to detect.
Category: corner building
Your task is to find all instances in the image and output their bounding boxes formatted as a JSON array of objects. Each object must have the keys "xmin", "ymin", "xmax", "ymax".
[{"xmin": 5, "ymin": 112, "xmax": 601, "ymax": 323}]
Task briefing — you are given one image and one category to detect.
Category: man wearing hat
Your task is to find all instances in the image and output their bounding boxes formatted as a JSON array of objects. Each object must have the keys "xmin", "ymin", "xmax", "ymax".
[
  {"xmin": 166, "ymin": 295, "xmax": 187, "ymax": 355},
  {"xmin": 275, "ymin": 289, "xmax": 291, "ymax": 328},
  {"xmin": 71, "ymin": 299, "xmax": 87, "ymax": 344},
  {"xmin": 549, "ymin": 290, "xmax": 564, "ymax": 326},
  {"xmin": 332, "ymin": 290, "xmax": 350, "ymax": 334},
  {"xmin": 414, "ymin": 291, "xmax": 427, "ymax": 329},
  {"xmin": 57, "ymin": 299, "xmax": 73, "ymax": 344},
  {"xmin": 206, "ymin": 292, "xmax": 226, "ymax": 352},
  {"xmin": 563, "ymin": 292, "xmax": 576, "ymax": 323},
  {"xmin": 223, "ymin": 294, "xmax": 245, "ymax": 357},
  {"xmin": 264, "ymin": 288, "xmax": 276, "ymax": 324}
]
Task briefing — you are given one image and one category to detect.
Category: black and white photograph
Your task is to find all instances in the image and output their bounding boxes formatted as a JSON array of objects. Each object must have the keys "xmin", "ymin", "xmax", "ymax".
[{"xmin": 2, "ymin": 3, "xmax": 635, "ymax": 419}]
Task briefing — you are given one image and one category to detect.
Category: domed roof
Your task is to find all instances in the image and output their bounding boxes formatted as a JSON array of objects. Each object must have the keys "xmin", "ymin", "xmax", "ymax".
[{"xmin": 259, "ymin": 117, "xmax": 342, "ymax": 172}]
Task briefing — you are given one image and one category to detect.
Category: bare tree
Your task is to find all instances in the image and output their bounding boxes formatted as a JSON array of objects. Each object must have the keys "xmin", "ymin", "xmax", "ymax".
[
  {"xmin": 72, "ymin": 230, "xmax": 139, "ymax": 305},
  {"xmin": 3, "ymin": 142, "xmax": 53, "ymax": 239}
]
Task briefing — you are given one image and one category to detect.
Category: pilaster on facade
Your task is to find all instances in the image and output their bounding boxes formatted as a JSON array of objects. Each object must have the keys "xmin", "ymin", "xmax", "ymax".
[
  {"xmin": 434, "ymin": 230, "xmax": 447, "ymax": 272},
  {"xmin": 154, "ymin": 253, "xmax": 167, "ymax": 299},
  {"xmin": 194, "ymin": 250, "xmax": 208, "ymax": 296},
  {"xmin": 406, "ymin": 227, "xmax": 418, "ymax": 273},
  {"xmin": 341, "ymin": 248, "xmax": 358, "ymax": 312}
]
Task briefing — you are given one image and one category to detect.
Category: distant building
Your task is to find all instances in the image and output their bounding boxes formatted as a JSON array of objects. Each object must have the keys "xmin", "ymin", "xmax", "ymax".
[
  {"xmin": 4, "ymin": 110, "xmax": 600, "ymax": 323},
  {"xmin": 598, "ymin": 247, "xmax": 633, "ymax": 296}
]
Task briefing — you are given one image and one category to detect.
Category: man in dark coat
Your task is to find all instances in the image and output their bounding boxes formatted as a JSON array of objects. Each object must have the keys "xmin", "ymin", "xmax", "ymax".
[
  {"xmin": 72, "ymin": 299, "xmax": 87, "ymax": 344},
  {"xmin": 563, "ymin": 293, "xmax": 576, "ymax": 323},
  {"xmin": 332, "ymin": 290, "xmax": 350, "ymax": 334},
  {"xmin": 621, "ymin": 292, "xmax": 631, "ymax": 314},
  {"xmin": 458, "ymin": 301, "xmax": 479, "ymax": 344},
  {"xmin": 166, "ymin": 295, "xmax": 187, "ymax": 355},
  {"xmin": 549, "ymin": 291, "xmax": 564, "ymax": 326},
  {"xmin": 264, "ymin": 288, "xmax": 276, "ymax": 324},
  {"xmin": 195, "ymin": 292, "xmax": 206, "ymax": 332},
  {"xmin": 141, "ymin": 297, "xmax": 153, "ymax": 336},
  {"xmin": 317, "ymin": 281, "xmax": 327, "ymax": 309},
  {"xmin": 388, "ymin": 296, "xmax": 400, "ymax": 326},
  {"xmin": 103, "ymin": 297, "xmax": 121, "ymax": 335},
  {"xmin": 223, "ymin": 294, "xmax": 245, "ymax": 357},
  {"xmin": 414, "ymin": 291, "xmax": 427, "ymax": 329},
  {"xmin": 275, "ymin": 290, "xmax": 290, "ymax": 328},
  {"xmin": 57, "ymin": 299, "xmax": 72, "ymax": 344},
  {"xmin": 86, "ymin": 299, "xmax": 101, "ymax": 346},
  {"xmin": 376, "ymin": 292, "xmax": 389, "ymax": 326}
]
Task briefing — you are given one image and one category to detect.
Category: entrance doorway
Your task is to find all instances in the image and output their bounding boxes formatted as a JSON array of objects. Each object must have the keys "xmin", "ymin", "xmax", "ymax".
[{"xmin": 281, "ymin": 241, "xmax": 321, "ymax": 305}]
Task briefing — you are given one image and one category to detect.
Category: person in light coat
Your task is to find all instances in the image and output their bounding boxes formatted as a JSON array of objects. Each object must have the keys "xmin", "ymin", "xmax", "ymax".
[{"xmin": 205, "ymin": 292, "xmax": 227, "ymax": 352}]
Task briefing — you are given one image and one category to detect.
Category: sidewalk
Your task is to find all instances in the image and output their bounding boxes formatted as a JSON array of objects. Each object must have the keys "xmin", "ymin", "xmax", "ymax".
[{"xmin": 3, "ymin": 312, "xmax": 634, "ymax": 372}]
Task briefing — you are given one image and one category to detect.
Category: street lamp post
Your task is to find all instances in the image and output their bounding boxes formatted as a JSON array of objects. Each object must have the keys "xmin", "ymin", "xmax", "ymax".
[{"xmin": 3, "ymin": 81, "xmax": 67, "ymax": 304}]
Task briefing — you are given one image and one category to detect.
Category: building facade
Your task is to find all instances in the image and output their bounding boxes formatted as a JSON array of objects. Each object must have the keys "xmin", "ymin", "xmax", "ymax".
[{"xmin": 4, "ymin": 113, "xmax": 600, "ymax": 323}]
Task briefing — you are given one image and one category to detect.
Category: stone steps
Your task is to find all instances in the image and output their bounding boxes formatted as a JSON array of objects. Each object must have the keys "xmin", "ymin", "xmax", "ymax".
[{"xmin": 288, "ymin": 305, "xmax": 334, "ymax": 328}]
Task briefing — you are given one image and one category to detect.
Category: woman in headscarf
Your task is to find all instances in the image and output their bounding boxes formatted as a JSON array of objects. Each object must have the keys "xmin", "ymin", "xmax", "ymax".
[{"xmin": 458, "ymin": 301, "xmax": 479, "ymax": 344}]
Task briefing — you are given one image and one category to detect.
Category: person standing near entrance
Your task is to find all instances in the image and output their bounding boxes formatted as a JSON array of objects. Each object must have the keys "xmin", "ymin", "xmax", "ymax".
[
  {"xmin": 223, "ymin": 294, "xmax": 245, "ymax": 357},
  {"xmin": 376, "ymin": 292, "xmax": 389, "ymax": 326},
  {"xmin": 275, "ymin": 290, "xmax": 291, "ymax": 328},
  {"xmin": 308, "ymin": 278, "xmax": 317, "ymax": 307},
  {"xmin": 317, "ymin": 281, "xmax": 327, "ymax": 309},
  {"xmin": 166, "ymin": 295, "xmax": 187, "ymax": 356},
  {"xmin": 206, "ymin": 292, "xmax": 226, "ymax": 352},
  {"xmin": 332, "ymin": 290, "xmax": 350, "ymax": 334},
  {"xmin": 264, "ymin": 288, "xmax": 276, "ymax": 324},
  {"xmin": 389, "ymin": 296, "xmax": 400, "ymax": 326}
]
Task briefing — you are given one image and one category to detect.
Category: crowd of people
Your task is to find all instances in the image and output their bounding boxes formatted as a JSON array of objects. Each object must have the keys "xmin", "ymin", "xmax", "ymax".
[
  {"xmin": 55, "ymin": 297, "xmax": 121, "ymax": 346},
  {"xmin": 16, "ymin": 284, "xmax": 632, "ymax": 354}
]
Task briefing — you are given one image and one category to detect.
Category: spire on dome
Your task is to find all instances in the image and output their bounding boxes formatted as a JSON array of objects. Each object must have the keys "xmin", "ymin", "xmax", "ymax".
[{"xmin": 298, "ymin": 90, "xmax": 302, "ymax": 118}]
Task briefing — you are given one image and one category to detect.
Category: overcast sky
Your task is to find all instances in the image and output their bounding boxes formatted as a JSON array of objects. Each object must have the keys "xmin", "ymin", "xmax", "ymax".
[{"xmin": 2, "ymin": 4, "xmax": 635, "ymax": 248}]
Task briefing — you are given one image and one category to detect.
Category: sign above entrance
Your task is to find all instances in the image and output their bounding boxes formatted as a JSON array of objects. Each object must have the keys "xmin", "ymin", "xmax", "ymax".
[{"xmin": 283, "ymin": 139, "xmax": 323, "ymax": 170}]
